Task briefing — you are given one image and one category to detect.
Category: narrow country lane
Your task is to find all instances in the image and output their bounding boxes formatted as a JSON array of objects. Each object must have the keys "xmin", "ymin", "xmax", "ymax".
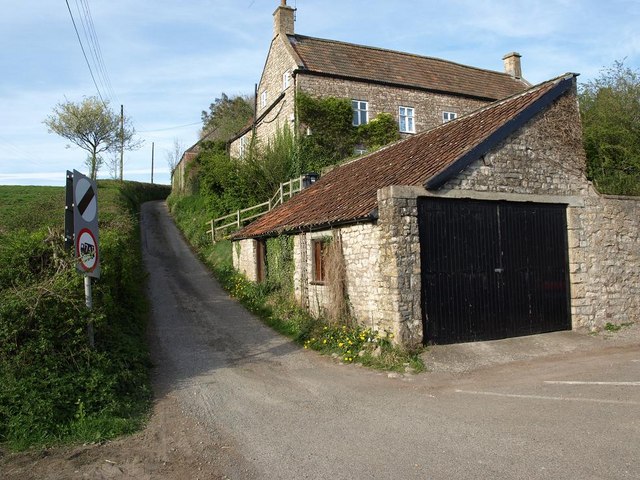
[{"xmin": 141, "ymin": 201, "xmax": 640, "ymax": 480}]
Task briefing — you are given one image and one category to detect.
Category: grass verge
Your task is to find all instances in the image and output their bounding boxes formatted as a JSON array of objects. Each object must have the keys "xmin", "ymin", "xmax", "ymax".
[{"xmin": 0, "ymin": 181, "xmax": 170, "ymax": 451}]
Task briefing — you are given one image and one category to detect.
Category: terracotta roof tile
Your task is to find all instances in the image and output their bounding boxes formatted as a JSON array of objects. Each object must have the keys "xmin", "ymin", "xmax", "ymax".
[
  {"xmin": 233, "ymin": 74, "xmax": 576, "ymax": 240},
  {"xmin": 289, "ymin": 35, "xmax": 528, "ymax": 100}
]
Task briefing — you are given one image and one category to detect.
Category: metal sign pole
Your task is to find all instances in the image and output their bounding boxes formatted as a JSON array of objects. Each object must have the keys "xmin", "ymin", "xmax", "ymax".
[
  {"xmin": 70, "ymin": 169, "xmax": 100, "ymax": 348},
  {"xmin": 84, "ymin": 275, "xmax": 94, "ymax": 348}
]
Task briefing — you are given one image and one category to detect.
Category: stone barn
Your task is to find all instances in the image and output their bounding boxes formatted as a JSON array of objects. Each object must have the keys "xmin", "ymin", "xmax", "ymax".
[{"xmin": 231, "ymin": 74, "xmax": 640, "ymax": 346}]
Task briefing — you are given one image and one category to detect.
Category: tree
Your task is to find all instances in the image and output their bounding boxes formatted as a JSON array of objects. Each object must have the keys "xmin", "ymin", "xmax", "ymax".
[
  {"xmin": 579, "ymin": 61, "xmax": 640, "ymax": 195},
  {"xmin": 166, "ymin": 138, "xmax": 185, "ymax": 173},
  {"xmin": 201, "ymin": 93, "xmax": 254, "ymax": 142},
  {"xmin": 105, "ymin": 150, "xmax": 121, "ymax": 179},
  {"xmin": 44, "ymin": 97, "xmax": 140, "ymax": 180}
]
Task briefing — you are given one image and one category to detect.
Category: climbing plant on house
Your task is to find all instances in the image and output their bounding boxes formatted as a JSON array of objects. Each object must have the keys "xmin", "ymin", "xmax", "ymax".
[
  {"xmin": 296, "ymin": 92, "xmax": 400, "ymax": 172},
  {"xmin": 296, "ymin": 92, "xmax": 356, "ymax": 171}
]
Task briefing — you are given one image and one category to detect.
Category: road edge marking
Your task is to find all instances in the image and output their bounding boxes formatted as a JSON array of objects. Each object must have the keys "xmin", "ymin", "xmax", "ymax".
[{"xmin": 455, "ymin": 389, "xmax": 640, "ymax": 405}]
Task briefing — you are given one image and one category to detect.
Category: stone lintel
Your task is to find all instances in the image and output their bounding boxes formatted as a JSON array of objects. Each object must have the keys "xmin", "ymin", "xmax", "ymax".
[{"xmin": 378, "ymin": 185, "xmax": 585, "ymax": 207}]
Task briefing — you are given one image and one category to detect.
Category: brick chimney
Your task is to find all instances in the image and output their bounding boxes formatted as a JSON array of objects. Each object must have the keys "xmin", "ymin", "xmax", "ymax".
[
  {"xmin": 273, "ymin": 0, "xmax": 295, "ymax": 37},
  {"xmin": 502, "ymin": 52, "xmax": 523, "ymax": 79}
]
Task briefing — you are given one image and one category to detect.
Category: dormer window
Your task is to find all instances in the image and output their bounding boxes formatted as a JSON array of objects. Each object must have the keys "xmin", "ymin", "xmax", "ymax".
[
  {"xmin": 261, "ymin": 91, "xmax": 268, "ymax": 108},
  {"xmin": 283, "ymin": 71, "xmax": 291, "ymax": 90}
]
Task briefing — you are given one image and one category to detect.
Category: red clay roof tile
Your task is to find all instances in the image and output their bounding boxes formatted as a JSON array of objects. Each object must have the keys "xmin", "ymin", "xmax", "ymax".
[{"xmin": 289, "ymin": 34, "xmax": 528, "ymax": 100}]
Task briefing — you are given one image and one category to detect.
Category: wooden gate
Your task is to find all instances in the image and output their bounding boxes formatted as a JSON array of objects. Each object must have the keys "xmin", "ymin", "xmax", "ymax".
[{"xmin": 418, "ymin": 197, "xmax": 571, "ymax": 344}]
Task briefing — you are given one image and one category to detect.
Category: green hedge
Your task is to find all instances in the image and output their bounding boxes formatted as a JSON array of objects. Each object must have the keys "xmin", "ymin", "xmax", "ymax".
[{"xmin": 0, "ymin": 181, "xmax": 169, "ymax": 450}]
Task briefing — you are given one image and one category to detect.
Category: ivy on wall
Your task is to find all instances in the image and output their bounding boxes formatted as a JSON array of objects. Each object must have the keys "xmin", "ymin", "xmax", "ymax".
[
  {"xmin": 266, "ymin": 236, "xmax": 294, "ymax": 294},
  {"xmin": 356, "ymin": 112, "xmax": 400, "ymax": 150},
  {"xmin": 296, "ymin": 92, "xmax": 400, "ymax": 172}
]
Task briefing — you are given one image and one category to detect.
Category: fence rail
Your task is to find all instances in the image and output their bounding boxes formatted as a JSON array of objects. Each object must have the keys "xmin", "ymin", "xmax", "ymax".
[{"xmin": 206, "ymin": 175, "xmax": 307, "ymax": 243}]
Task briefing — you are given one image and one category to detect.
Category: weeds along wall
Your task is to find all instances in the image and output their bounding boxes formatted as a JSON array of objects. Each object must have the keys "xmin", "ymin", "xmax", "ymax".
[
  {"xmin": 266, "ymin": 236, "xmax": 294, "ymax": 294},
  {"xmin": 233, "ymin": 236, "xmax": 295, "ymax": 295}
]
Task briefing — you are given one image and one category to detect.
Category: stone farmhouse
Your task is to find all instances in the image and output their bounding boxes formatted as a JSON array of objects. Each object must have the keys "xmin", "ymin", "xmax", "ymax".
[
  {"xmin": 230, "ymin": 74, "xmax": 640, "ymax": 346},
  {"xmin": 228, "ymin": 0, "xmax": 530, "ymax": 158}
]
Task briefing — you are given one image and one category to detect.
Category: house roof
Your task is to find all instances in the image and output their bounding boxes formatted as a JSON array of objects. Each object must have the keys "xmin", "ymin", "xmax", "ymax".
[
  {"xmin": 232, "ymin": 74, "xmax": 577, "ymax": 240},
  {"xmin": 288, "ymin": 34, "xmax": 529, "ymax": 101}
]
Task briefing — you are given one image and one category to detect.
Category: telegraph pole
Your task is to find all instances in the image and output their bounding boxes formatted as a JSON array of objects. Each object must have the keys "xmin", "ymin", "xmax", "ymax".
[
  {"xmin": 119, "ymin": 104, "xmax": 124, "ymax": 181},
  {"xmin": 151, "ymin": 142, "xmax": 155, "ymax": 184}
]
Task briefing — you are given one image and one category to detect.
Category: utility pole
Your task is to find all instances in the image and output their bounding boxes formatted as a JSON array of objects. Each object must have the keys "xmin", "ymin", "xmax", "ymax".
[
  {"xmin": 151, "ymin": 142, "xmax": 155, "ymax": 184},
  {"xmin": 119, "ymin": 104, "xmax": 124, "ymax": 181}
]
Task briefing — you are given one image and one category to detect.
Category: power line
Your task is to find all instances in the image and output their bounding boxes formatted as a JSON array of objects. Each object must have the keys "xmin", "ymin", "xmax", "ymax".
[
  {"xmin": 74, "ymin": 0, "xmax": 108, "ymax": 98},
  {"xmin": 77, "ymin": 0, "xmax": 119, "ymax": 104},
  {"xmin": 138, "ymin": 121, "xmax": 202, "ymax": 133},
  {"xmin": 65, "ymin": 0, "xmax": 107, "ymax": 106}
]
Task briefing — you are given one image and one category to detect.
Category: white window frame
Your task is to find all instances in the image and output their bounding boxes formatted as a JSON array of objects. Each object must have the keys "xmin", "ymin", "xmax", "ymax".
[
  {"xmin": 261, "ymin": 90, "xmax": 268, "ymax": 109},
  {"xmin": 399, "ymin": 106, "xmax": 415, "ymax": 133},
  {"xmin": 443, "ymin": 111, "xmax": 457, "ymax": 123},
  {"xmin": 283, "ymin": 71, "xmax": 291, "ymax": 90},
  {"xmin": 352, "ymin": 100, "xmax": 368, "ymax": 126}
]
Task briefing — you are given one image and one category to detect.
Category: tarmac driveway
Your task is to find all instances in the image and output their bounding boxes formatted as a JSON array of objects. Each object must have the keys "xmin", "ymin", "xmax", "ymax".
[{"xmin": 141, "ymin": 200, "xmax": 640, "ymax": 480}]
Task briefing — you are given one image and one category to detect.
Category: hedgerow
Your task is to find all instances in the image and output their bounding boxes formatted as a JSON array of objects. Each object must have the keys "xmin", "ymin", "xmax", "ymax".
[{"xmin": 0, "ymin": 181, "xmax": 169, "ymax": 450}]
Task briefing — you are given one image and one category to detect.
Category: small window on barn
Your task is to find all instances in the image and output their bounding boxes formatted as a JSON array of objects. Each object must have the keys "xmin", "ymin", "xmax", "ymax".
[
  {"xmin": 312, "ymin": 238, "xmax": 329, "ymax": 284},
  {"xmin": 283, "ymin": 71, "xmax": 291, "ymax": 90},
  {"xmin": 261, "ymin": 90, "xmax": 268, "ymax": 108},
  {"xmin": 352, "ymin": 100, "xmax": 368, "ymax": 126},
  {"xmin": 442, "ymin": 111, "xmax": 457, "ymax": 123}
]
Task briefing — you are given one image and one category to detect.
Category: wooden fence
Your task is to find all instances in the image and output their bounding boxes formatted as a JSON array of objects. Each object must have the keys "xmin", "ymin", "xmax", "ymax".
[{"xmin": 206, "ymin": 175, "xmax": 306, "ymax": 243}]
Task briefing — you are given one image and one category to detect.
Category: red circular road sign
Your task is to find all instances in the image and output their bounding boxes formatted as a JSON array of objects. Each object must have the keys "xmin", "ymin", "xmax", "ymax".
[{"xmin": 76, "ymin": 228, "xmax": 99, "ymax": 272}]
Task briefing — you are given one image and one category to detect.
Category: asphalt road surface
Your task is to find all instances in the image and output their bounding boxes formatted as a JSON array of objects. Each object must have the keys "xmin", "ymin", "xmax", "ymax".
[{"xmin": 141, "ymin": 200, "xmax": 639, "ymax": 480}]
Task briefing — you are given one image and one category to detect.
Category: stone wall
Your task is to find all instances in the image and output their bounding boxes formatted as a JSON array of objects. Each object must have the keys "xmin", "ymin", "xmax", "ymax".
[
  {"xmin": 376, "ymin": 189, "xmax": 423, "ymax": 345},
  {"xmin": 233, "ymin": 239, "xmax": 259, "ymax": 282},
  {"xmin": 297, "ymin": 74, "xmax": 489, "ymax": 135},
  {"xmin": 293, "ymin": 224, "xmax": 392, "ymax": 330},
  {"xmin": 229, "ymin": 34, "xmax": 297, "ymax": 158},
  {"xmin": 575, "ymin": 192, "xmax": 640, "ymax": 329},
  {"xmin": 441, "ymin": 93, "xmax": 588, "ymax": 197}
]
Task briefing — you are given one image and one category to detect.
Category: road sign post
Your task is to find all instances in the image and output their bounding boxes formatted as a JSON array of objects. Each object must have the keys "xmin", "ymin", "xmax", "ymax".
[{"xmin": 67, "ymin": 169, "xmax": 100, "ymax": 347}]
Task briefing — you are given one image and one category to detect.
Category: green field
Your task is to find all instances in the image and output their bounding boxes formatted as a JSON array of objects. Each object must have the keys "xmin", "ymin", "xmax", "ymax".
[
  {"xmin": 0, "ymin": 186, "xmax": 65, "ymax": 234},
  {"xmin": 0, "ymin": 180, "xmax": 169, "ymax": 450}
]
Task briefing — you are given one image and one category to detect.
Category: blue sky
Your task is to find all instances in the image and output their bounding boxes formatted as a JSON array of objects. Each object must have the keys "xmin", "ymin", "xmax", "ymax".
[{"xmin": 1, "ymin": 0, "xmax": 639, "ymax": 186}]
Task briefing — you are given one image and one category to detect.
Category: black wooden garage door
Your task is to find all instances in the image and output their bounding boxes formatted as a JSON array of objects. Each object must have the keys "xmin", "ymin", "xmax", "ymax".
[{"xmin": 418, "ymin": 197, "xmax": 571, "ymax": 344}]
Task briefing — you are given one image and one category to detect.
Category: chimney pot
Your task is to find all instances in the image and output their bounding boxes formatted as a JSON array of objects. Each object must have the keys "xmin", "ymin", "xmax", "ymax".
[{"xmin": 503, "ymin": 52, "xmax": 523, "ymax": 79}]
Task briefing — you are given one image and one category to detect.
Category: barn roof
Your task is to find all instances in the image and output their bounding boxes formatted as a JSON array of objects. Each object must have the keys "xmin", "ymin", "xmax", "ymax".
[
  {"xmin": 289, "ymin": 34, "xmax": 529, "ymax": 101},
  {"xmin": 232, "ymin": 74, "xmax": 577, "ymax": 240}
]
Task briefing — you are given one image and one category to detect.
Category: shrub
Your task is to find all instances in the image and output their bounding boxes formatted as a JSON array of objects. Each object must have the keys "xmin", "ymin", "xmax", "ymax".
[{"xmin": 0, "ymin": 181, "xmax": 168, "ymax": 450}]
